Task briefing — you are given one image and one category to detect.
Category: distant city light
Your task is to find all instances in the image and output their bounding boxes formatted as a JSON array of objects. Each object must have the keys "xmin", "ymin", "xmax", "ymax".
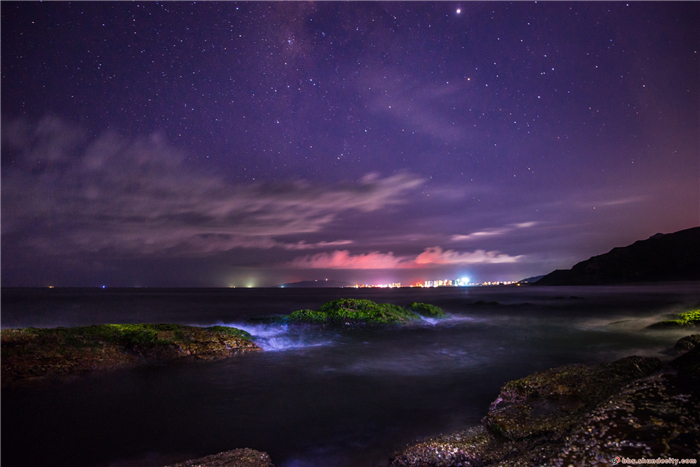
[{"xmin": 350, "ymin": 278, "xmax": 517, "ymax": 288}]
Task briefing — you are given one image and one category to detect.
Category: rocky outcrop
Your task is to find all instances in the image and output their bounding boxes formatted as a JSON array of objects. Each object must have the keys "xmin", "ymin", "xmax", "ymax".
[
  {"xmin": 163, "ymin": 448, "xmax": 274, "ymax": 467},
  {"xmin": 674, "ymin": 334, "xmax": 700, "ymax": 351},
  {"xmin": 647, "ymin": 310, "xmax": 700, "ymax": 330},
  {"xmin": 257, "ymin": 298, "xmax": 446, "ymax": 327},
  {"xmin": 1, "ymin": 323, "xmax": 261, "ymax": 386},
  {"xmin": 390, "ymin": 338, "xmax": 700, "ymax": 466}
]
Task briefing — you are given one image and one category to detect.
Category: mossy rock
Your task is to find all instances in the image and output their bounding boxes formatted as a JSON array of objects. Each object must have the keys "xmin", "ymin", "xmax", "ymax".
[
  {"xmin": 1, "ymin": 324, "xmax": 259, "ymax": 386},
  {"xmin": 647, "ymin": 309, "xmax": 700, "ymax": 329},
  {"xmin": 279, "ymin": 299, "xmax": 445, "ymax": 326}
]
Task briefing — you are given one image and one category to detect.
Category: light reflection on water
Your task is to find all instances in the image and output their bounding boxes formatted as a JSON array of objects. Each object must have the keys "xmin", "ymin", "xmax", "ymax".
[{"xmin": 1, "ymin": 284, "xmax": 699, "ymax": 467}]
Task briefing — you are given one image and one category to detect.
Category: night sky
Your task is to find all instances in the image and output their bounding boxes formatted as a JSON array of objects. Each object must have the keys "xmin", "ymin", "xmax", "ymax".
[{"xmin": 2, "ymin": 2, "xmax": 698, "ymax": 287}]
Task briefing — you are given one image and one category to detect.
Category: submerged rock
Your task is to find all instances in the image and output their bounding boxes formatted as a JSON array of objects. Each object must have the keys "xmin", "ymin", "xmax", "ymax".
[
  {"xmin": 259, "ymin": 298, "xmax": 446, "ymax": 327},
  {"xmin": 1, "ymin": 323, "xmax": 261, "ymax": 386},
  {"xmin": 163, "ymin": 448, "xmax": 274, "ymax": 467},
  {"xmin": 391, "ymin": 340, "xmax": 700, "ymax": 466}
]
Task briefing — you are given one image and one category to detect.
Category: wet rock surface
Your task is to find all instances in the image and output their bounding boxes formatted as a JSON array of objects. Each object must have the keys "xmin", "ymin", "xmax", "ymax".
[
  {"xmin": 391, "ymin": 337, "xmax": 700, "ymax": 466},
  {"xmin": 162, "ymin": 448, "xmax": 274, "ymax": 467},
  {"xmin": 1, "ymin": 324, "xmax": 261, "ymax": 386},
  {"xmin": 674, "ymin": 334, "xmax": 700, "ymax": 351}
]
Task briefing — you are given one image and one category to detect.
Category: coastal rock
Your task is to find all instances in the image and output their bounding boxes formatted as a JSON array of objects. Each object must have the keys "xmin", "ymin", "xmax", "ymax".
[
  {"xmin": 390, "ymin": 348, "xmax": 700, "ymax": 466},
  {"xmin": 670, "ymin": 344, "xmax": 700, "ymax": 379},
  {"xmin": 647, "ymin": 310, "xmax": 700, "ymax": 330},
  {"xmin": 550, "ymin": 372, "xmax": 700, "ymax": 465},
  {"xmin": 258, "ymin": 298, "xmax": 446, "ymax": 327},
  {"xmin": 674, "ymin": 334, "xmax": 700, "ymax": 351},
  {"xmin": 163, "ymin": 448, "xmax": 274, "ymax": 467},
  {"xmin": 1, "ymin": 324, "xmax": 261, "ymax": 386},
  {"xmin": 482, "ymin": 356, "xmax": 662, "ymax": 442}
]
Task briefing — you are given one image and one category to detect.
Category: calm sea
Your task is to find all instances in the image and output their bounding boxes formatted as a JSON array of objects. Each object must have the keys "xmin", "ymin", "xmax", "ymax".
[{"xmin": 2, "ymin": 284, "xmax": 699, "ymax": 467}]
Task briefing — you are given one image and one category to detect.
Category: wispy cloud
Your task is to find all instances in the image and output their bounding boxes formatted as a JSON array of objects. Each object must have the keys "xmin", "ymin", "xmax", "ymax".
[
  {"xmin": 286, "ymin": 250, "xmax": 407, "ymax": 269},
  {"xmin": 286, "ymin": 246, "xmax": 522, "ymax": 269},
  {"xmin": 281, "ymin": 240, "xmax": 354, "ymax": 250},
  {"xmin": 414, "ymin": 246, "xmax": 522, "ymax": 264},
  {"xmin": 451, "ymin": 221, "xmax": 537, "ymax": 242},
  {"xmin": 1, "ymin": 117, "xmax": 423, "ymax": 256},
  {"xmin": 594, "ymin": 196, "xmax": 648, "ymax": 207}
]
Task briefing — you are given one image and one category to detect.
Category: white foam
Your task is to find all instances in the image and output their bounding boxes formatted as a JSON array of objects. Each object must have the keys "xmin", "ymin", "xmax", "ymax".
[
  {"xmin": 221, "ymin": 322, "xmax": 336, "ymax": 352},
  {"xmin": 228, "ymin": 322, "xmax": 289, "ymax": 338}
]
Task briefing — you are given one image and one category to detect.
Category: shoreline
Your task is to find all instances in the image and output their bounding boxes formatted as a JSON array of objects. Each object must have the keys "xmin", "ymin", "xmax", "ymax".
[
  {"xmin": 0, "ymin": 323, "xmax": 261, "ymax": 387},
  {"xmin": 389, "ymin": 334, "xmax": 700, "ymax": 466}
]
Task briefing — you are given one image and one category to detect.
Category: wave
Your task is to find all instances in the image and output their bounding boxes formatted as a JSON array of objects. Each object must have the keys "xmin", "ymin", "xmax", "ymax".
[{"xmin": 221, "ymin": 322, "xmax": 337, "ymax": 352}]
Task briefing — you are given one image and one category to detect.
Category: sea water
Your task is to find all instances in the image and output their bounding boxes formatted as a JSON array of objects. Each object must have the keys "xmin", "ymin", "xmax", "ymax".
[{"xmin": 2, "ymin": 284, "xmax": 699, "ymax": 467}]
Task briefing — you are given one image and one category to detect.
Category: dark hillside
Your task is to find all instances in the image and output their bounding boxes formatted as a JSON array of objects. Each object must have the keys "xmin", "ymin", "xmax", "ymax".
[{"xmin": 536, "ymin": 227, "xmax": 700, "ymax": 285}]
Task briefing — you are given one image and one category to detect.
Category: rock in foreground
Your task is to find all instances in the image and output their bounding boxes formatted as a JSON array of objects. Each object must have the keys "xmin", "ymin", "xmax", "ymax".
[
  {"xmin": 163, "ymin": 448, "xmax": 274, "ymax": 467},
  {"xmin": 266, "ymin": 298, "xmax": 446, "ymax": 326},
  {"xmin": 391, "ymin": 339, "xmax": 700, "ymax": 466},
  {"xmin": 1, "ymin": 323, "xmax": 261, "ymax": 386}
]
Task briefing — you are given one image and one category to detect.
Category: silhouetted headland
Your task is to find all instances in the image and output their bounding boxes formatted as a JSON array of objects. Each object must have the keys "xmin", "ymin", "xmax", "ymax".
[{"xmin": 537, "ymin": 226, "xmax": 700, "ymax": 285}]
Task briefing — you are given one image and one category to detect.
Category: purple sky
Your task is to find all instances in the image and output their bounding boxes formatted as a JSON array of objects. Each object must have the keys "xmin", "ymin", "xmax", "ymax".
[{"xmin": 2, "ymin": 2, "xmax": 698, "ymax": 287}]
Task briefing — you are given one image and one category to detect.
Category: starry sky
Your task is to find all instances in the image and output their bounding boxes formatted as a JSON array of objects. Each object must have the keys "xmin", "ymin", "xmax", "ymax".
[{"xmin": 2, "ymin": 2, "xmax": 698, "ymax": 287}]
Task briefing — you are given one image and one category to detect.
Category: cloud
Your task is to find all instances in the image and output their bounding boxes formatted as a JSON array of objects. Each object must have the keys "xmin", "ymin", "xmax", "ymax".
[
  {"xmin": 414, "ymin": 246, "xmax": 522, "ymax": 264},
  {"xmin": 593, "ymin": 196, "xmax": 648, "ymax": 207},
  {"xmin": 451, "ymin": 221, "xmax": 537, "ymax": 242},
  {"xmin": 286, "ymin": 246, "xmax": 522, "ymax": 269},
  {"xmin": 286, "ymin": 250, "xmax": 407, "ymax": 269},
  {"xmin": 1, "ymin": 117, "xmax": 423, "ymax": 256},
  {"xmin": 282, "ymin": 240, "xmax": 354, "ymax": 250}
]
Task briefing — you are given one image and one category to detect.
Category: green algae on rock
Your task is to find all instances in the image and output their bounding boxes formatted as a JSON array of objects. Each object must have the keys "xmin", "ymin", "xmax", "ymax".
[
  {"xmin": 276, "ymin": 298, "xmax": 446, "ymax": 326},
  {"xmin": 1, "ymin": 323, "xmax": 261, "ymax": 386},
  {"xmin": 647, "ymin": 309, "xmax": 700, "ymax": 329},
  {"xmin": 163, "ymin": 448, "xmax": 274, "ymax": 467},
  {"xmin": 390, "ymin": 338, "xmax": 700, "ymax": 467}
]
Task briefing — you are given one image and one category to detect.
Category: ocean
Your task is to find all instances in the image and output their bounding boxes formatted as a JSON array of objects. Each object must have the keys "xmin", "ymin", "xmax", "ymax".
[{"xmin": 2, "ymin": 284, "xmax": 699, "ymax": 467}]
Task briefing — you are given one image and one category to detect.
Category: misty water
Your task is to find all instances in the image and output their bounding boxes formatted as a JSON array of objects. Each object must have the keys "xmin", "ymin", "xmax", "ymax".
[{"xmin": 2, "ymin": 284, "xmax": 699, "ymax": 467}]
